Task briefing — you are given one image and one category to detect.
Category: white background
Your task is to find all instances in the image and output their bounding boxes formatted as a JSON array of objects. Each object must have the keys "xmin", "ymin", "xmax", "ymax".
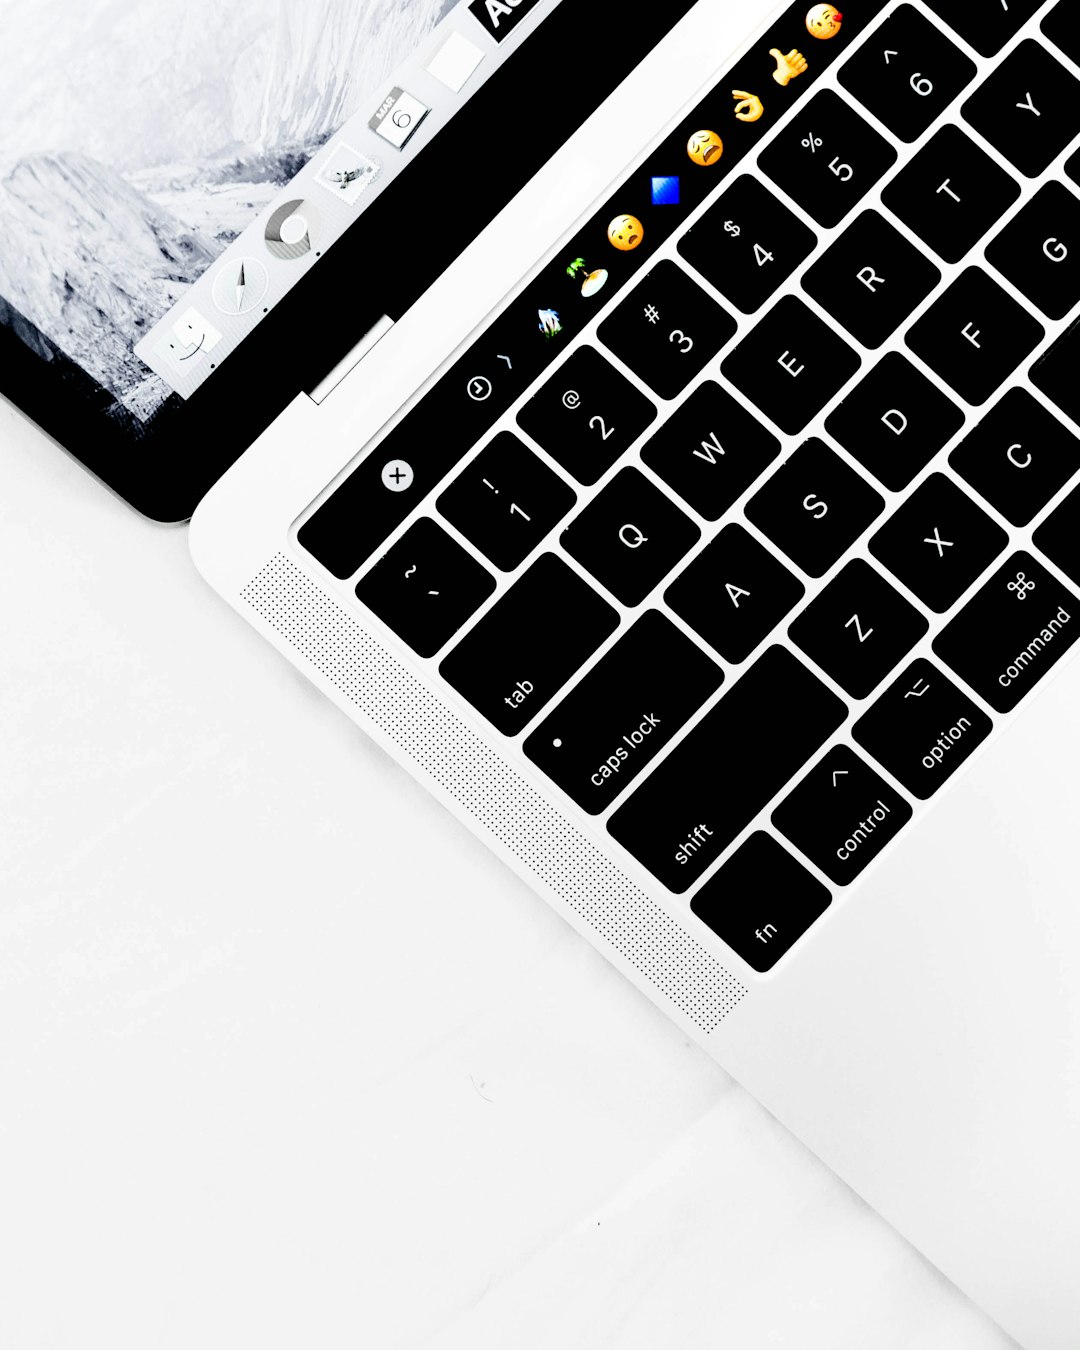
[{"xmin": 0, "ymin": 0, "xmax": 1019, "ymax": 1343}]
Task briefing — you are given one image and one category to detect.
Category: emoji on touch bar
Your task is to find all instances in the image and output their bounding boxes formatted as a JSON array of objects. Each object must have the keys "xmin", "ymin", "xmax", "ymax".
[
  {"xmin": 806, "ymin": 5, "xmax": 843, "ymax": 39},
  {"xmin": 537, "ymin": 308, "xmax": 562, "ymax": 338},
  {"xmin": 732, "ymin": 89, "xmax": 765, "ymax": 123},
  {"xmin": 607, "ymin": 214, "xmax": 644, "ymax": 251},
  {"xmin": 770, "ymin": 47, "xmax": 808, "ymax": 86},
  {"xmin": 566, "ymin": 256, "xmax": 609, "ymax": 298},
  {"xmin": 686, "ymin": 130, "xmax": 724, "ymax": 166}
]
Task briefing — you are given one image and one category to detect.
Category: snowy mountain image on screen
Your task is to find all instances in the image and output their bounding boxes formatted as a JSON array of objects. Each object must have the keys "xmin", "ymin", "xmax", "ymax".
[{"xmin": 0, "ymin": 0, "xmax": 449, "ymax": 421}]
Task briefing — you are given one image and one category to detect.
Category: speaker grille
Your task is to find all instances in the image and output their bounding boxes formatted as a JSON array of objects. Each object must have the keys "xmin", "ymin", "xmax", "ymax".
[{"xmin": 242, "ymin": 554, "xmax": 747, "ymax": 1032}]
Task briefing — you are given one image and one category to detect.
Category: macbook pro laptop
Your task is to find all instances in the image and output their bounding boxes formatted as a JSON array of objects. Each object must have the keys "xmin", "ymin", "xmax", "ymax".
[{"xmin": 4, "ymin": 1, "xmax": 1080, "ymax": 1344}]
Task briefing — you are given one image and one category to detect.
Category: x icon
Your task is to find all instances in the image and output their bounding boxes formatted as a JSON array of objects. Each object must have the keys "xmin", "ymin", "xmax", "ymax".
[{"xmin": 923, "ymin": 528, "xmax": 953, "ymax": 558}]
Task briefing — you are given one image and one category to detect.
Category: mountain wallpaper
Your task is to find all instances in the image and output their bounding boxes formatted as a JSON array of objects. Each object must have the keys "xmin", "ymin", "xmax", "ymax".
[{"xmin": 0, "ymin": 0, "xmax": 450, "ymax": 423}]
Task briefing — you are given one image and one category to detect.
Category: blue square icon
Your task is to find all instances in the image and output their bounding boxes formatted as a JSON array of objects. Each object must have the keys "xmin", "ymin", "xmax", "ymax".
[{"xmin": 651, "ymin": 175, "xmax": 680, "ymax": 206}]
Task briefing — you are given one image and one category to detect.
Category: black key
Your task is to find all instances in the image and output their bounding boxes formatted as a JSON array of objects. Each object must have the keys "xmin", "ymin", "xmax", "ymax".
[
  {"xmin": 439, "ymin": 552, "xmax": 618, "ymax": 734},
  {"xmin": 933, "ymin": 551, "xmax": 1080, "ymax": 713},
  {"xmin": 678, "ymin": 176, "xmax": 816, "ymax": 314},
  {"xmin": 985, "ymin": 183, "xmax": 1080, "ymax": 322},
  {"xmin": 826, "ymin": 352, "xmax": 965, "ymax": 492},
  {"xmin": 355, "ymin": 516, "xmax": 495, "ymax": 659},
  {"xmin": 1031, "ymin": 317, "xmax": 1080, "ymax": 428},
  {"xmin": 802, "ymin": 209, "xmax": 940, "ymax": 349},
  {"xmin": 838, "ymin": 5, "xmax": 976, "ymax": 143},
  {"xmin": 597, "ymin": 260, "xmax": 736, "ymax": 401},
  {"xmin": 772, "ymin": 745, "xmax": 913, "ymax": 886},
  {"xmin": 789, "ymin": 559, "xmax": 929, "ymax": 699},
  {"xmin": 881, "ymin": 125, "xmax": 1020, "ymax": 264},
  {"xmin": 690, "ymin": 833, "xmax": 831, "ymax": 973},
  {"xmin": 760, "ymin": 89, "xmax": 897, "ymax": 229},
  {"xmin": 923, "ymin": 0, "xmax": 1043, "ymax": 56},
  {"xmin": 437, "ymin": 432, "xmax": 576, "ymax": 572},
  {"xmin": 1034, "ymin": 481, "xmax": 1080, "ymax": 585},
  {"xmin": 1044, "ymin": 3, "xmax": 1080, "ymax": 67},
  {"xmin": 639, "ymin": 381, "xmax": 780, "ymax": 521},
  {"xmin": 869, "ymin": 473, "xmax": 1008, "ymax": 613},
  {"xmin": 906, "ymin": 267, "xmax": 1045, "ymax": 406},
  {"xmin": 745, "ymin": 438, "xmax": 885, "ymax": 579},
  {"xmin": 607, "ymin": 647, "xmax": 846, "ymax": 893},
  {"xmin": 1070, "ymin": 147, "xmax": 1080, "ymax": 193},
  {"xmin": 516, "ymin": 345, "xmax": 656, "ymax": 486},
  {"xmin": 664, "ymin": 524, "xmax": 805, "ymax": 664},
  {"xmin": 720, "ymin": 296, "xmax": 861, "ymax": 436},
  {"xmin": 560, "ymin": 466, "xmax": 699, "ymax": 607},
  {"xmin": 963, "ymin": 41, "xmax": 1080, "ymax": 179},
  {"xmin": 523, "ymin": 610, "xmax": 723, "ymax": 815},
  {"xmin": 852, "ymin": 657, "xmax": 992, "ymax": 798},
  {"xmin": 950, "ymin": 388, "xmax": 1080, "ymax": 526}
]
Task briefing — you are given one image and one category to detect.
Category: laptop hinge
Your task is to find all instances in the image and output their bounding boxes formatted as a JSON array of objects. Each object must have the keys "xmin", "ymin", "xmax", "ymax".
[{"xmin": 307, "ymin": 315, "xmax": 395, "ymax": 405}]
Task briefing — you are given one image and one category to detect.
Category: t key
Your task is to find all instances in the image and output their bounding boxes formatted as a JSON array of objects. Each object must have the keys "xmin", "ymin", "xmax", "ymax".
[
  {"xmin": 906, "ymin": 267, "xmax": 1044, "ymax": 406},
  {"xmin": 760, "ymin": 89, "xmax": 897, "ymax": 229},
  {"xmin": 838, "ymin": 5, "xmax": 976, "ymax": 143}
]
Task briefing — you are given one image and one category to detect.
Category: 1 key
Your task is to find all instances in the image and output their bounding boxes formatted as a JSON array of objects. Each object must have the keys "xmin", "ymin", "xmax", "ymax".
[{"xmin": 760, "ymin": 89, "xmax": 897, "ymax": 229}]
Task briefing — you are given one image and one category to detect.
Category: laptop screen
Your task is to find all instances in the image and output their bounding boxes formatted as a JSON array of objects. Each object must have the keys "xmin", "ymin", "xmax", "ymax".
[{"xmin": 0, "ymin": 0, "xmax": 696, "ymax": 519}]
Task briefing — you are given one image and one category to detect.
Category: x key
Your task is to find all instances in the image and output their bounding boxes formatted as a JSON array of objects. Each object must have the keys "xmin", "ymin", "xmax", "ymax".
[{"xmin": 870, "ymin": 473, "xmax": 1007, "ymax": 613}]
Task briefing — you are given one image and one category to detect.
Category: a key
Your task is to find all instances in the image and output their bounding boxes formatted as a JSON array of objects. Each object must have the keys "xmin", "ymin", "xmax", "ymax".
[
  {"xmin": 720, "ymin": 296, "xmax": 862, "ymax": 436},
  {"xmin": 516, "ymin": 345, "xmax": 656, "ymax": 486},
  {"xmin": 950, "ymin": 388, "xmax": 1080, "ymax": 526},
  {"xmin": 1031, "ymin": 317, "xmax": 1080, "ymax": 429},
  {"xmin": 760, "ymin": 89, "xmax": 897, "ymax": 229},
  {"xmin": 1034, "ymin": 482, "xmax": 1080, "ymax": 586},
  {"xmin": 802, "ymin": 209, "xmax": 941, "ymax": 349},
  {"xmin": 852, "ymin": 657, "xmax": 992, "ymax": 798},
  {"xmin": 522, "ymin": 610, "xmax": 723, "ymax": 815},
  {"xmin": 1043, "ymin": 3, "xmax": 1080, "ymax": 67},
  {"xmin": 606, "ymin": 646, "xmax": 846, "ymax": 893},
  {"xmin": 664, "ymin": 523, "xmax": 805, "ymax": 664},
  {"xmin": 922, "ymin": 0, "xmax": 1044, "ymax": 57},
  {"xmin": 906, "ymin": 266, "xmax": 1045, "ymax": 406},
  {"xmin": 439, "ymin": 552, "xmax": 618, "ymax": 734},
  {"xmin": 933, "ymin": 551, "xmax": 1080, "ymax": 713},
  {"xmin": 789, "ymin": 558, "xmax": 929, "ymax": 699},
  {"xmin": 677, "ymin": 175, "xmax": 816, "ymax": 314},
  {"xmin": 355, "ymin": 516, "xmax": 496, "ymax": 659},
  {"xmin": 985, "ymin": 183, "xmax": 1080, "ymax": 322},
  {"xmin": 963, "ymin": 40, "xmax": 1080, "ymax": 180},
  {"xmin": 881, "ymin": 125, "xmax": 1019, "ymax": 264},
  {"xmin": 437, "ymin": 432, "xmax": 576, "ymax": 572},
  {"xmin": 869, "ymin": 473, "xmax": 1008, "ymax": 613},
  {"xmin": 597, "ymin": 260, "xmax": 736, "ymax": 401},
  {"xmin": 690, "ymin": 832, "xmax": 831, "ymax": 973},
  {"xmin": 638, "ymin": 381, "xmax": 780, "ymax": 521},
  {"xmin": 560, "ymin": 466, "xmax": 700, "ymax": 607},
  {"xmin": 745, "ymin": 438, "xmax": 885, "ymax": 579},
  {"xmin": 838, "ymin": 4, "xmax": 977, "ymax": 144},
  {"xmin": 772, "ymin": 744, "xmax": 913, "ymax": 886},
  {"xmin": 826, "ymin": 352, "xmax": 965, "ymax": 492}
]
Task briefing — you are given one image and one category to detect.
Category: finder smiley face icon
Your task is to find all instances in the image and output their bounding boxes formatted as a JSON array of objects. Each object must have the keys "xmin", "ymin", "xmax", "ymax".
[
  {"xmin": 686, "ymin": 129, "xmax": 724, "ymax": 166},
  {"xmin": 806, "ymin": 4, "xmax": 843, "ymax": 38},
  {"xmin": 607, "ymin": 214, "xmax": 644, "ymax": 251}
]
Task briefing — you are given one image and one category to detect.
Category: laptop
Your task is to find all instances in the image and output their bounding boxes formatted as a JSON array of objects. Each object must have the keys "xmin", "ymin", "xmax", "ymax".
[{"xmin": 4, "ymin": 1, "xmax": 1080, "ymax": 1344}]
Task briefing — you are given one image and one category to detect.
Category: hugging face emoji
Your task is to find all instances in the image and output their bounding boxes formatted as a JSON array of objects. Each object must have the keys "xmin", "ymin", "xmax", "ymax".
[
  {"xmin": 806, "ymin": 4, "xmax": 843, "ymax": 38},
  {"xmin": 607, "ymin": 214, "xmax": 644, "ymax": 251},
  {"xmin": 686, "ymin": 129, "xmax": 724, "ymax": 167}
]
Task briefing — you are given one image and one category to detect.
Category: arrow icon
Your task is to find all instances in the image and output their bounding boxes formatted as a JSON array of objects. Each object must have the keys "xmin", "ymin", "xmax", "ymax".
[
  {"xmin": 498, "ymin": 354, "xmax": 512, "ymax": 369},
  {"xmin": 832, "ymin": 770, "xmax": 849, "ymax": 788},
  {"xmin": 235, "ymin": 261, "xmax": 246, "ymax": 313},
  {"xmin": 883, "ymin": 49, "xmax": 898, "ymax": 63}
]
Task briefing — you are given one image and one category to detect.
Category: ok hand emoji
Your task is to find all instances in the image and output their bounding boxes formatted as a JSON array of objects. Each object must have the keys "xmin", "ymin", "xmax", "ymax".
[
  {"xmin": 770, "ymin": 47, "xmax": 808, "ymax": 87},
  {"xmin": 732, "ymin": 89, "xmax": 765, "ymax": 123}
]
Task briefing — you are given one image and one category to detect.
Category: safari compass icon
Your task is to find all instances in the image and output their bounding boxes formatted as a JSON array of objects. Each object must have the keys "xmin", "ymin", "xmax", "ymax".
[{"xmin": 210, "ymin": 256, "xmax": 270, "ymax": 316}]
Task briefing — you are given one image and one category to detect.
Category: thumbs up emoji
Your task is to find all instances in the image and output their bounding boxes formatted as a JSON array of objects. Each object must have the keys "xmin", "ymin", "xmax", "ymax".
[{"xmin": 770, "ymin": 47, "xmax": 808, "ymax": 87}]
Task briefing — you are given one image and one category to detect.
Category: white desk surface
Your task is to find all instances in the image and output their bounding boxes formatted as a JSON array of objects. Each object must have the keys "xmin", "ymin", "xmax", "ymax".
[{"xmin": 0, "ymin": 401, "xmax": 1020, "ymax": 1350}]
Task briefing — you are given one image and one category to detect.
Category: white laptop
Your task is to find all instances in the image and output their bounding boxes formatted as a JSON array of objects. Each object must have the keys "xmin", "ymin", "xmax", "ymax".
[{"xmin": 5, "ymin": 1, "xmax": 1080, "ymax": 1345}]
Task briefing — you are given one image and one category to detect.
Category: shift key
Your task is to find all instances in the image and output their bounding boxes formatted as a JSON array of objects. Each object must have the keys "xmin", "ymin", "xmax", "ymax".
[
  {"xmin": 607, "ymin": 647, "xmax": 847, "ymax": 893},
  {"xmin": 523, "ymin": 611, "xmax": 723, "ymax": 815}
]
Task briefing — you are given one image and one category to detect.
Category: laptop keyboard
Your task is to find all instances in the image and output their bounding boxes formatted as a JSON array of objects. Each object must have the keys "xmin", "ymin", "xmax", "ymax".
[{"xmin": 298, "ymin": 0, "xmax": 1080, "ymax": 974}]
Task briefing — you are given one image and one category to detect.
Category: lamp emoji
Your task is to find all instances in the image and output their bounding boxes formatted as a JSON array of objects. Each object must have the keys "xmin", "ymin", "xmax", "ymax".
[
  {"xmin": 770, "ymin": 47, "xmax": 808, "ymax": 86},
  {"xmin": 732, "ymin": 89, "xmax": 765, "ymax": 123},
  {"xmin": 806, "ymin": 4, "xmax": 843, "ymax": 38}
]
